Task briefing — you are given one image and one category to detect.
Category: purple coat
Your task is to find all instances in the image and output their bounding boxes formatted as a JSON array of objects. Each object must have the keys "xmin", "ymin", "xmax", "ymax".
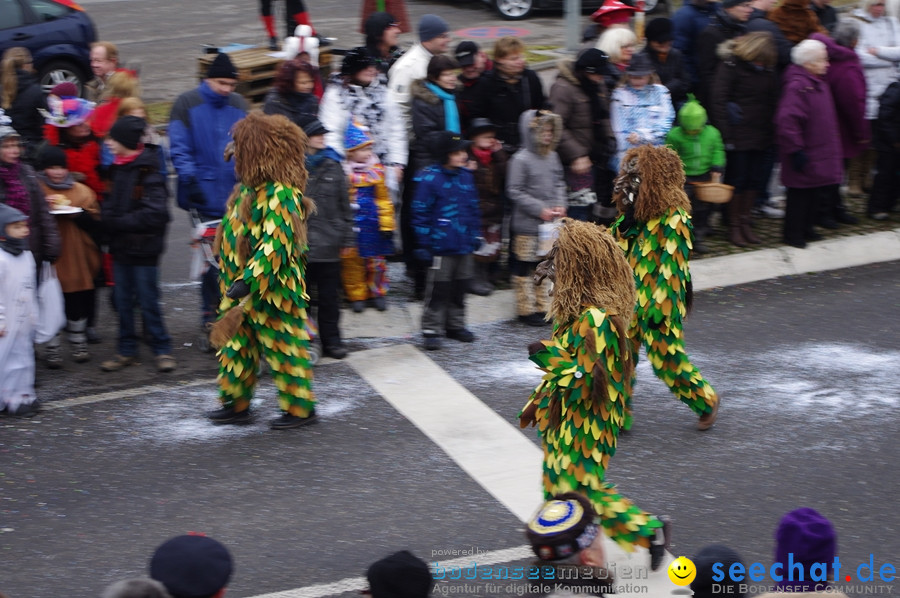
[
  {"xmin": 776, "ymin": 64, "xmax": 843, "ymax": 189},
  {"xmin": 811, "ymin": 33, "xmax": 870, "ymax": 159}
]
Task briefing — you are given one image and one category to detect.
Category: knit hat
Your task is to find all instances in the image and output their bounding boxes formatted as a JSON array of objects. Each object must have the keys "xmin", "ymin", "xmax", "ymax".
[
  {"xmin": 150, "ymin": 535, "xmax": 233, "ymax": 598},
  {"xmin": 721, "ymin": 0, "xmax": 749, "ymax": 9},
  {"xmin": 468, "ymin": 117, "xmax": 498, "ymax": 138},
  {"xmin": 344, "ymin": 120, "xmax": 373, "ymax": 152},
  {"xmin": 364, "ymin": 12, "xmax": 399, "ymax": 45},
  {"xmin": 206, "ymin": 52, "xmax": 238, "ymax": 80},
  {"xmin": 418, "ymin": 14, "xmax": 449, "ymax": 43},
  {"xmin": 590, "ymin": 0, "xmax": 636, "ymax": 28},
  {"xmin": 340, "ymin": 46, "xmax": 376, "ymax": 77},
  {"xmin": 433, "ymin": 131, "xmax": 471, "ymax": 163},
  {"xmin": 0, "ymin": 203, "xmax": 27, "ymax": 229},
  {"xmin": 690, "ymin": 545, "xmax": 747, "ymax": 598},
  {"xmin": 645, "ymin": 17, "xmax": 674, "ymax": 43},
  {"xmin": 0, "ymin": 109, "xmax": 19, "ymax": 142},
  {"xmin": 526, "ymin": 493, "xmax": 599, "ymax": 561},
  {"xmin": 40, "ymin": 96, "xmax": 95, "ymax": 128},
  {"xmin": 109, "ymin": 115, "xmax": 146, "ymax": 150},
  {"xmin": 626, "ymin": 52, "xmax": 655, "ymax": 76},
  {"xmin": 37, "ymin": 145, "xmax": 68, "ymax": 170},
  {"xmin": 774, "ymin": 508, "xmax": 837, "ymax": 589},
  {"xmin": 678, "ymin": 94, "xmax": 707, "ymax": 131},
  {"xmin": 575, "ymin": 48, "xmax": 609, "ymax": 74},
  {"xmin": 455, "ymin": 41, "xmax": 479, "ymax": 66},
  {"xmin": 366, "ymin": 551, "xmax": 432, "ymax": 598},
  {"xmin": 302, "ymin": 119, "xmax": 329, "ymax": 138},
  {"xmin": 49, "ymin": 81, "xmax": 79, "ymax": 98}
]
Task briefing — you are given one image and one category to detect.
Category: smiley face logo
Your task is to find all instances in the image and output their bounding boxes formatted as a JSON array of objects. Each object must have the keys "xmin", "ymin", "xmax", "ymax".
[{"xmin": 668, "ymin": 556, "xmax": 697, "ymax": 586}]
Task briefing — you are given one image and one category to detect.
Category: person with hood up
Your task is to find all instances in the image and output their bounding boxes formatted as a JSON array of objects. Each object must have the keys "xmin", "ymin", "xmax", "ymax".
[
  {"xmin": 507, "ymin": 109, "xmax": 566, "ymax": 327},
  {"xmin": 665, "ymin": 94, "xmax": 725, "ymax": 254}
]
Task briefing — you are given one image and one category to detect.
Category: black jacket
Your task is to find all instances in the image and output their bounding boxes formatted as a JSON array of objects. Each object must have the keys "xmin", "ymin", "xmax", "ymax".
[
  {"xmin": 875, "ymin": 81, "xmax": 900, "ymax": 152},
  {"xmin": 262, "ymin": 89, "xmax": 319, "ymax": 129},
  {"xmin": 102, "ymin": 146, "xmax": 170, "ymax": 266},
  {"xmin": 696, "ymin": 8, "xmax": 747, "ymax": 107},
  {"xmin": 746, "ymin": 8, "xmax": 793, "ymax": 71},
  {"xmin": 7, "ymin": 70, "xmax": 46, "ymax": 161},
  {"xmin": 410, "ymin": 78, "xmax": 458, "ymax": 173},
  {"xmin": 470, "ymin": 68, "xmax": 545, "ymax": 152},
  {"xmin": 641, "ymin": 47, "xmax": 691, "ymax": 108},
  {"xmin": 305, "ymin": 149, "xmax": 354, "ymax": 262},
  {"xmin": 710, "ymin": 47, "xmax": 780, "ymax": 151}
]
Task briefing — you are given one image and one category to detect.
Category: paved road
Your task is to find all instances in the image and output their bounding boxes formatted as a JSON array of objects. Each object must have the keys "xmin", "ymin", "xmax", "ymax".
[
  {"xmin": 2, "ymin": 260, "xmax": 898, "ymax": 597},
  {"xmin": 77, "ymin": 0, "xmax": 589, "ymax": 103}
]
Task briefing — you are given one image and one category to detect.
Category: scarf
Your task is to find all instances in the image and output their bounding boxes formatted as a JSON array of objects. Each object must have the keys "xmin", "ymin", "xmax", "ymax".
[
  {"xmin": 472, "ymin": 145, "xmax": 493, "ymax": 167},
  {"xmin": 37, "ymin": 172, "xmax": 75, "ymax": 190},
  {"xmin": 0, "ymin": 161, "xmax": 30, "ymax": 216},
  {"xmin": 0, "ymin": 235, "xmax": 26, "ymax": 256},
  {"xmin": 113, "ymin": 146, "xmax": 144, "ymax": 166},
  {"xmin": 425, "ymin": 82, "xmax": 460, "ymax": 134}
]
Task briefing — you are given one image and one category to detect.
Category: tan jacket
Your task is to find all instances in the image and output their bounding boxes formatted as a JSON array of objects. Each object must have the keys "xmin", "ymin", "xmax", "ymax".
[{"xmin": 38, "ymin": 180, "xmax": 100, "ymax": 293}]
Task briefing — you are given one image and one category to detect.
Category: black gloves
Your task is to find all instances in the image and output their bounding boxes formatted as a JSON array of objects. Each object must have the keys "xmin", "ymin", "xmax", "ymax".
[
  {"xmin": 226, "ymin": 279, "xmax": 250, "ymax": 299},
  {"xmin": 790, "ymin": 151, "xmax": 808, "ymax": 173}
]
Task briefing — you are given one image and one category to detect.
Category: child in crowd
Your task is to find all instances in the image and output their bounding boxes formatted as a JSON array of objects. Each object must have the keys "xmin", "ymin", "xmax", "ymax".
[
  {"xmin": 0, "ymin": 204, "xmax": 39, "ymax": 418},
  {"xmin": 665, "ymin": 94, "xmax": 725, "ymax": 254},
  {"xmin": 303, "ymin": 119, "xmax": 354, "ymax": 359},
  {"xmin": 341, "ymin": 121, "xmax": 394, "ymax": 313},
  {"xmin": 610, "ymin": 53, "xmax": 674, "ymax": 171},
  {"xmin": 412, "ymin": 132, "xmax": 482, "ymax": 351},
  {"xmin": 35, "ymin": 146, "xmax": 101, "ymax": 363},
  {"xmin": 40, "ymin": 89, "xmax": 104, "ymax": 198},
  {"xmin": 507, "ymin": 109, "xmax": 567, "ymax": 327},
  {"xmin": 466, "ymin": 118, "xmax": 508, "ymax": 296}
]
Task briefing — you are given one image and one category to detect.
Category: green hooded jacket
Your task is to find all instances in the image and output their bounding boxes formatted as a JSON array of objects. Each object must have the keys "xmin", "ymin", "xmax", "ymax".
[{"xmin": 665, "ymin": 96, "xmax": 726, "ymax": 177}]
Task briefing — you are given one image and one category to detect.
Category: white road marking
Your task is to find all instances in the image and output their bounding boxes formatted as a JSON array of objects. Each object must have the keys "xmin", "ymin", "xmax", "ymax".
[{"xmin": 42, "ymin": 378, "xmax": 216, "ymax": 410}]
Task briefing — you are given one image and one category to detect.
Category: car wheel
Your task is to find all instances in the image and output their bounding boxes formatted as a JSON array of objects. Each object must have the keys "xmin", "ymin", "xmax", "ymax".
[
  {"xmin": 38, "ymin": 60, "xmax": 87, "ymax": 96},
  {"xmin": 493, "ymin": 0, "xmax": 533, "ymax": 20}
]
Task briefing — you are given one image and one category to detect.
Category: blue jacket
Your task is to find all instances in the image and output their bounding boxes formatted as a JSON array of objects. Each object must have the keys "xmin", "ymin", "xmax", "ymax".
[
  {"xmin": 168, "ymin": 82, "xmax": 248, "ymax": 219},
  {"xmin": 672, "ymin": 0, "xmax": 719, "ymax": 86},
  {"xmin": 411, "ymin": 165, "xmax": 481, "ymax": 256}
]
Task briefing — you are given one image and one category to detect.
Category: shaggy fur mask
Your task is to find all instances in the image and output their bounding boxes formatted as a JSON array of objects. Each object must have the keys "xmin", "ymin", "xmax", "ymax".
[{"xmin": 612, "ymin": 144, "xmax": 691, "ymax": 222}]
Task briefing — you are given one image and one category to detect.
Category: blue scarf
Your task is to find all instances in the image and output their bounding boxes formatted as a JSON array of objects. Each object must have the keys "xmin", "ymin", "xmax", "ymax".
[{"xmin": 425, "ymin": 82, "xmax": 460, "ymax": 134}]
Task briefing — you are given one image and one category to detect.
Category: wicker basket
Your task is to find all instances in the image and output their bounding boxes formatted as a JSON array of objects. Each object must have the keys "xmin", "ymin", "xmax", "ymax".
[{"xmin": 692, "ymin": 182, "xmax": 734, "ymax": 204}]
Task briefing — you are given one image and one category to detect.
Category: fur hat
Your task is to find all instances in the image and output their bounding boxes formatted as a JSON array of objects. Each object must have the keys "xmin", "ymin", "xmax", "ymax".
[
  {"xmin": 37, "ymin": 145, "xmax": 68, "ymax": 170},
  {"xmin": 344, "ymin": 120, "xmax": 373, "ymax": 152},
  {"xmin": 590, "ymin": 0, "xmax": 636, "ymax": 28},
  {"xmin": 418, "ymin": 14, "xmax": 449, "ymax": 43},
  {"xmin": 149, "ymin": 535, "xmax": 233, "ymax": 598},
  {"xmin": 645, "ymin": 17, "xmax": 674, "ymax": 43},
  {"xmin": 206, "ymin": 52, "xmax": 237, "ymax": 80},
  {"xmin": 109, "ymin": 115, "xmax": 146, "ymax": 150},
  {"xmin": 340, "ymin": 46, "xmax": 376, "ymax": 77},
  {"xmin": 775, "ymin": 508, "xmax": 837, "ymax": 590},
  {"xmin": 366, "ymin": 551, "xmax": 432, "ymax": 598},
  {"xmin": 526, "ymin": 492, "xmax": 599, "ymax": 561}
]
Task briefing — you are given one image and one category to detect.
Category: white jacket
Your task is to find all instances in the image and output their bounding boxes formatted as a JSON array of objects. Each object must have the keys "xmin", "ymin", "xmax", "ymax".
[
  {"xmin": 387, "ymin": 43, "xmax": 433, "ymax": 133},
  {"xmin": 853, "ymin": 9, "xmax": 900, "ymax": 119},
  {"xmin": 318, "ymin": 74, "xmax": 408, "ymax": 166}
]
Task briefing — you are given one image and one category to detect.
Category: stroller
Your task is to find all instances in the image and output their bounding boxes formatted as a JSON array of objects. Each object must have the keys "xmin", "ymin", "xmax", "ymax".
[{"xmin": 189, "ymin": 209, "xmax": 321, "ymax": 365}]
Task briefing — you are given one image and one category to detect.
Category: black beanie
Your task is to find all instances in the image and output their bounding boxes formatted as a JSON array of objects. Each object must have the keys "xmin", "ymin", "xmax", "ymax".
[
  {"xmin": 645, "ymin": 17, "xmax": 674, "ymax": 43},
  {"xmin": 341, "ymin": 47, "xmax": 376, "ymax": 77},
  {"xmin": 206, "ymin": 52, "xmax": 238, "ymax": 79},
  {"xmin": 109, "ymin": 116, "xmax": 146, "ymax": 150},
  {"xmin": 37, "ymin": 145, "xmax": 68, "ymax": 170},
  {"xmin": 364, "ymin": 12, "xmax": 397, "ymax": 46}
]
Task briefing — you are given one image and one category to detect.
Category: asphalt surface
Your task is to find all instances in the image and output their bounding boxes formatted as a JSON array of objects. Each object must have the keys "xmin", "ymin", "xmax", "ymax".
[{"xmin": 2, "ymin": 260, "xmax": 899, "ymax": 598}]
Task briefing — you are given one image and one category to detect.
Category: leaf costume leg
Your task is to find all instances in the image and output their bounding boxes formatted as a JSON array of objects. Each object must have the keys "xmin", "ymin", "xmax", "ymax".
[
  {"xmin": 253, "ymin": 303, "xmax": 316, "ymax": 417},
  {"xmin": 217, "ymin": 319, "xmax": 260, "ymax": 412}
]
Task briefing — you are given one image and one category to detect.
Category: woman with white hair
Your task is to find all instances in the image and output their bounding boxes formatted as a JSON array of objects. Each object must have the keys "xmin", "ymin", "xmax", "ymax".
[
  {"xmin": 775, "ymin": 39, "xmax": 842, "ymax": 248},
  {"xmin": 596, "ymin": 27, "xmax": 638, "ymax": 90}
]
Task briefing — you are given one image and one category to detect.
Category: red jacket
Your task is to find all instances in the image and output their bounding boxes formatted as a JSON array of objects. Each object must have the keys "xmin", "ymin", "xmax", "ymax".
[{"xmin": 43, "ymin": 124, "xmax": 105, "ymax": 197}]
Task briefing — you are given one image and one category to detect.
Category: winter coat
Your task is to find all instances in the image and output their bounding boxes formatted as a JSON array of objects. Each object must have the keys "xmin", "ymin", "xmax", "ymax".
[
  {"xmin": 346, "ymin": 159, "xmax": 394, "ymax": 258},
  {"xmin": 471, "ymin": 146, "xmax": 508, "ymax": 227},
  {"xmin": 873, "ymin": 81, "xmax": 900, "ymax": 152},
  {"xmin": 745, "ymin": 8, "xmax": 793, "ymax": 70},
  {"xmin": 673, "ymin": 0, "xmax": 720, "ymax": 86},
  {"xmin": 410, "ymin": 78, "xmax": 460, "ymax": 174},
  {"xmin": 262, "ymin": 89, "xmax": 319, "ymax": 129},
  {"xmin": 852, "ymin": 9, "xmax": 900, "ymax": 119},
  {"xmin": 696, "ymin": 8, "xmax": 748, "ymax": 106},
  {"xmin": 548, "ymin": 59, "xmax": 615, "ymax": 166},
  {"xmin": 42, "ymin": 126, "xmax": 105, "ymax": 197},
  {"xmin": 6, "ymin": 70, "xmax": 46, "ymax": 160},
  {"xmin": 37, "ymin": 177, "xmax": 100, "ymax": 293},
  {"xmin": 168, "ymin": 82, "xmax": 248, "ymax": 219},
  {"xmin": 411, "ymin": 165, "xmax": 481, "ymax": 256},
  {"xmin": 102, "ymin": 146, "xmax": 170, "ymax": 265},
  {"xmin": 665, "ymin": 125, "xmax": 726, "ymax": 176},
  {"xmin": 0, "ymin": 162, "xmax": 60, "ymax": 266},
  {"xmin": 610, "ymin": 84, "xmax": 674, "ymax": 170},
  {"xmin": 319, "ymin": 73, "xmax": 408, "ymax": 166},
  {"xmin": 507, "ymin": 110, "xmax": 567, "ymax": 237},
  {"xmin": 305, "ymin": 148, "xmax": 353, "ymax": 262},
  {"xmin": 470, "ymin": 68, "xmax": 546, "ymax": 152},
  {"xmin": 640, "ymin": 47, "xmax": 691, "ymax": 108},
  {"xmin": 458, "ymin": 74, "xmax": 483, "ymax": 134},
  {"xmin": 811, "ymin": 33, "xmax": 870, "ymax": 159},
  {"xmin": 775, "ymin": 64, "xmax": 842, "ymax": 189},
  {"xmin": 811, "ymin": 2, "xmax": 837, "ymax": 33},
  {"xmin": 387, "ymin": 43, "xmax": 434, "ymax": 132},
  {"xmin": 710, "ymin": 42, "xmax": 780, "ymax": 151}
]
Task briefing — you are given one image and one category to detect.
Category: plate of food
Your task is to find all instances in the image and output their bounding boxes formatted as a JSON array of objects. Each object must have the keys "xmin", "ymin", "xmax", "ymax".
[{"xmin": 50, "ymin": 205, "xmax": 83, "ymax": 215}]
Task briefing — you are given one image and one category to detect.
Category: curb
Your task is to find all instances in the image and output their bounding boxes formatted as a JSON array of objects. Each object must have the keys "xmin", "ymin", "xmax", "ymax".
[{"xmin": 341, "ymin": 227, "xmax": 900, "ymax": 340}]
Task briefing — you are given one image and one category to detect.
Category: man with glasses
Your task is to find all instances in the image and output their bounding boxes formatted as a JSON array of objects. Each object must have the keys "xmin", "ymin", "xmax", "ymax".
[{"xmin": 168, "ymin": 52, "xmax": 248, "ymax": 335}]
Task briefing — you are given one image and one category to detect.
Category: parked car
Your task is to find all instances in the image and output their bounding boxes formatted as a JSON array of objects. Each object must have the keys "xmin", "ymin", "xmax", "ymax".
[
  {"xmin": 0, "ymin": 0, "xmax": 97, "ymax": 95},
  {"xmin": 487, "ymin": 0, "xmax": 664, "ymax": 21}
]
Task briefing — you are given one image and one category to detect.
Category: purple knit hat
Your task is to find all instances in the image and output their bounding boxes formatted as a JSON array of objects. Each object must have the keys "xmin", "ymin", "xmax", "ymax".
[{"xmin": 775, "ymin": 507, "xmax": 837, "ymax": 590}]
